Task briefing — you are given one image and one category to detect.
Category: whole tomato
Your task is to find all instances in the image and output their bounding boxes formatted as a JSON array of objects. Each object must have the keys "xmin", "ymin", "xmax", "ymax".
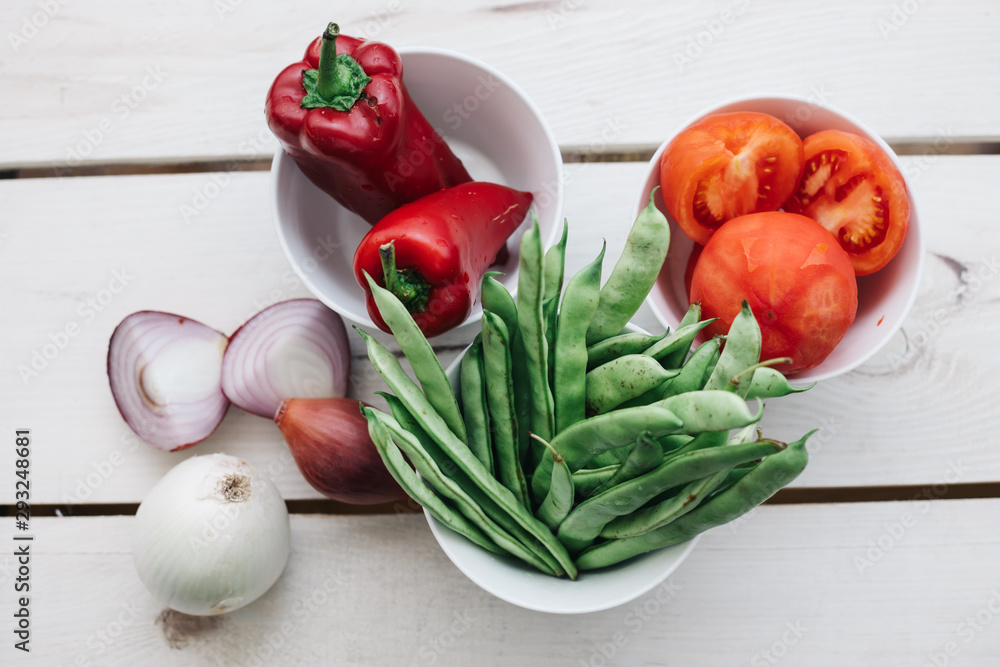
[{"xmin": 689, "ymin": 211, "xmax": 858, "ymax": 374}]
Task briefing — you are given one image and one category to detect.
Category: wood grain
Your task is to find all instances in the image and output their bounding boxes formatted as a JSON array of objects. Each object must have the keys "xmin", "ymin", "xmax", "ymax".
[
  {"xmin": 7, "ymin": 500, "xmax": 1000, "ymax": 665},
  {"xmin": 0, "ymin": 0, "xmax": 997, "ymax": 169},
  {"xmin": 2, "ymin": 157, "xmax": 997, "ymax": 504}
]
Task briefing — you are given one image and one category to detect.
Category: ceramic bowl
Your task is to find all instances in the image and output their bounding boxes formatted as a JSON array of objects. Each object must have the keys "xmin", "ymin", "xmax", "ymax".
[
  {"xmin": 639, "ymin": 95, "xmax": 925, "ymax": 382},
  {"xmin": 424, "ymin": 331, "xmax": 698, "ymax": 615},
  {"xmin": 271, "ymin": 47, "xmax": 564, "ymax": 330}
]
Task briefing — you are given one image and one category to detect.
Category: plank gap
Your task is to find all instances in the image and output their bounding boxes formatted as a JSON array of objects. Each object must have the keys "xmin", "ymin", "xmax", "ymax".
[
  {"xmin": 6, "ymin": 141, "xmax": 999, "ymax": 179},
  {"xmin": 4, "ymin": 482, "xmax": 1000, "ymax": 518}
]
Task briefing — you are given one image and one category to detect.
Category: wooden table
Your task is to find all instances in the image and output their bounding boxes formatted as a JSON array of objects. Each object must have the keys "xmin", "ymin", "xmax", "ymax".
[{"xmin": 3, "ymin": 1, "xmax": 999, "ymax": 664}]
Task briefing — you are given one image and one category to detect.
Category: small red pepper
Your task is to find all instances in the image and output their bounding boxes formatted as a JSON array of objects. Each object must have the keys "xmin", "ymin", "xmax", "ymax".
[
  {"xmin": 353, "ymin": 182, "xmax": 533, "ymax": 337},
  {"xmin": 265, "ymin": 23, "xmax": 472, "ymax": 225}
]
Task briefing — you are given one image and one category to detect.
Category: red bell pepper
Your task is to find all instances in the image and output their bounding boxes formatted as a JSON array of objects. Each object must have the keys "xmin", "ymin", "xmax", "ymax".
[
  {"xmin": 265, "ymin": 23, "xmax": 472, "ymax": 225},
  {"xmin": 353, "ymin": 182, "xmax": 533, "ymax": 337}
]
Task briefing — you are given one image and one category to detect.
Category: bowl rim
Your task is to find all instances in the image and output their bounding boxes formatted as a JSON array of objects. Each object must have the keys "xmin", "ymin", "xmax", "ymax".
[
  {"xmin": 270, "ymin": 46, "xmax": 565, "ymax": 331},
  {"xmin": 638, "ymin": 93, "xmax": 926, "ymax": 382}
]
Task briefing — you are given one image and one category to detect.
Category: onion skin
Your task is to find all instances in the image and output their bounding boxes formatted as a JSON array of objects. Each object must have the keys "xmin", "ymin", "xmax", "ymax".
[{"xmin": 275, "ymin": 398, "xmax": 406, "ymax": 504}]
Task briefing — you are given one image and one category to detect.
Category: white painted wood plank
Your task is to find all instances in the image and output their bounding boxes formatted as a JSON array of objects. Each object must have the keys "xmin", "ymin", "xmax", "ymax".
[
  {"xmin": 1, "ymin": 157, "xmax": 997, "ymax": 504},
  {"xmin": 0, "ymin": 0, "xmax": 997, "ymax": 169},
  {"xmin": 7, "ymin": 499, "xmax": 1000, "ymax": 665}
]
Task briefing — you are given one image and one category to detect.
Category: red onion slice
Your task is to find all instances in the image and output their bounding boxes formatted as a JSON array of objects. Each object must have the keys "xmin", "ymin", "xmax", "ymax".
[
  {"xmin": 108, "ymin": 311, "xmax": 230, "ymax": 451},
  {"xmin": 221, "ymin": 299, "xmax": 350, "ymax": 418}
]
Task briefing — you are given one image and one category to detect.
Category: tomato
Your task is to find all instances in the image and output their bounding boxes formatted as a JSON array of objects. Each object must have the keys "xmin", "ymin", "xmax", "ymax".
[
  {"xmin": 783, "ymin": 129, "xmax": 909, "ymax": 276},
  {"xmin": 689, "ymin": 211, "xmax": 858, "ymax": 374},
  {"xmin": 660, "ymin": 112, "xmax": 804, "ymax": 245}
]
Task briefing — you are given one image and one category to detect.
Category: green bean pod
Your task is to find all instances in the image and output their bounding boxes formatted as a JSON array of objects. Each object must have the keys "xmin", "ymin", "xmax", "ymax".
[
  {"xmin": 587, "ymin": 444, "xmax": 634, "ymax": 468},
  {"xmin": 585, "ymin": 354, "xmax": 678, "ymax": 416},
  {"xmin": 576, "ymin": 431, "xmax": 813, "ymax": 571},
  {"xmin": 557, "ymin": 438, "xmax": 785, "ymax": 553},
  {"xmin": 516, "ymin": 216, "xmax": 556, "ymax": 443},
  {"xmin": 659, "ymin": 335, "xmax": 724, "ymax": 398},
  {"xmin": 363, "ymin": 406, "xmax": 559, "ymax": 576},
  {"xmin": 572, "ymin": 465, "xmax": 620, "ymax": 500},
  {"xmin": 660, "ymin": 302, "xmax": 703, "ymax": 369},
  {"xmin": 586, "ymin": 330, "xmax": 667, "ymax": 371},
  {"xmin": 380, "ymin": 393, "xmax": 565, "ymax": 575},
  {"xmin": 531, "ymin": 405, "xmax": 684, "ymax": 501},
  {"xmin": 553, "ymin": 244, "xmax": 605, "ymax": 434},
  {"xmin": 481, "ymin": 274, "xmax": 532, "ymax": 466},
  {"xmin": 643, "ymin": 319, "xmax": 715, "ymax": 367},
  {"xmin": 704, "ymin": 300, "xmax": 762, "ymax": 397},
  {"xmin": 745, "ymin": 367, "xmax": 815, "ymax": 399},
  {"xmin": 363, "ymin": 272, "xmax": 467, "ymax": 442},
  {"xmin": 543, "ymin": 221, "xmax": 569, "ymax": 303},
  {"xmin": 654, "ymin": 390, "xmax": 763, "ymax": 434},
  {"xmin": 459, "ymin": 335, "xmax": 493, "ymax": 474},
  {"xmin": 601, "ymin": 467, "xmax": 731, "ymax": 539},
  {"xmin": 590, "ymin": 431, "xmax": 663, "ymax": 497},
  {"xmin": 481, "ymin": 312, "xmax": 529, "ymax": 508},
  {"xmin": 532, "ymin": 436, "xmax": 575, "ymax": 530},
  {"xmin": 358, "ymin": 328, "xmax": 578, "ymax": 578},
  {"xmin": 585, "ymin": 189, "xmax": 671, "ymax": 345},
  {"xmin": 366, "ymin": 411, "xmax": 503, "ymax": 556}
]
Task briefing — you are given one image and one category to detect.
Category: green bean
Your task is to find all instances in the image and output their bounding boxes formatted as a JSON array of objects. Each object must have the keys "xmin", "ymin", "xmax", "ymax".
[
  {"xmin": 543, "ymin": 221, "xmax": 569, "ymax": 303},
  {"xmin": 530, "ymin": 405, "xmax": 684, "ymax": 500},
  {"xmin": 553, "ymin": 244, "xmax": 605, "ymax": 433},
  {"xmin": 459, "ymin": 335, "xmax": 493, "ymax": 474},
  {"xmin": 557, "ymin": 438, "xmax": 784, "ymax": 553},
  {"xmin": 654, "ymin": 390, "xmax": 764, "ymax": 434},
  {"xmin": 516, "ymin": 216, "xmax": 555, "ymax": 443},
  {"xmin": 586, "ymin": 330, "xmax": 667, "ymax": 371},
  {"xmin": 600, "ymin": 468, "xmax": 730, "ymax": 539},
  {"xmin": 643, "ymin": 319, "xmax": 715, "ymax": 367},
  {"xmin": 481, "ymin": 274, "xmax": 531, "ymax": 465},
  {"xmin": 481, "ymin": 312, "xmax": 529, "ymax": 508},
  {"xmin": 659, "ymin": 335, "xmax": 723, "ymax": 398},
  {"xmin": 585, "ymin": 354, "xmax": 678, "ymax": 416},
  {"xmin": 586, "ymin": 189, "xmax": 671, "ymax": 345},
  {"xmin": 358, "ymin": 328, "xmax": 578, "ymax": 578},
  {"xmin": 599, "ymin": 423, "xmax": 756, "ymax": 538},
  {"xmin": 576, "ymin": 431, "xmax": 813, "ymax": 571},
  {"xmin": 704, "ymin": 300, "xmax": 761, "ymax": 398},
  {"xmin": 379, "ymin": 392, "xmax": 564, "ymax": 575},
  {"xmin": 588, "ymin": 445, "xmax": 634, "ymax": 468},
  {"xmin": 542, "ymin": 224, "xmax": 568, "ymax": 392},
  {"xmin": 745, "ymin": 367, "xmax": 814, "ymax": 399},
  {"xmin": 481, "ymin": 272, "xmax": 519, "ymax": 332},
  {"xmin": 532, "ymin": 435, "xmax": 575, "ymax": 530},
  {"xmin": 572, "ymin": 465, "xmax": 619, "ymax": 500},
  {"xmin": 363, "ymin": 272, "xmax": 466, "ymax": 442},
  {"xmin": 363, "ymin": 406, "xmax": 559, "ymax": 575},
  {"xmin": 590, "ymin": 431, "xmax": 663, "ymax": 497},
  {"xmin": 660, "ymin": 302, "xmax": 703, "ymax": 369},
  {"xmin": 366, "ymin": 408, "xmax": 504, "ymax": 556}
]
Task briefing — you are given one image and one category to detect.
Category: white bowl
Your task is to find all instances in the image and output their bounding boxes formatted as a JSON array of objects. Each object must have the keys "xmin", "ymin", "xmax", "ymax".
[
  {"xmin": 424, "ymin": 339, "xmax": 698, "ymax": 615},
  {"xmin": 639, "ymin": 95, "xmax": 924, "ymax": 382},
  {"xmin": 271, "ymin": 47, "xmax": 564, "ymax": 331}
]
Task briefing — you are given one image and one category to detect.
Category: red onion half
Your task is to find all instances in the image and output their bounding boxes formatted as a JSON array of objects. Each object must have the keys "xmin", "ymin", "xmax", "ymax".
[
  {"xmin": 221, "ymin": 299, "xmax": 350, "ymax": 419},
  {"xmin": 108, "ymin": 311, "xmax": 230, "ymax": 451}
]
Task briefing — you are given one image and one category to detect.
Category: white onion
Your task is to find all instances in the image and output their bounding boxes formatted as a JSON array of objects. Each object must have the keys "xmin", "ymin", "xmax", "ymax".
[
  {"xmin": 221, "ymin": 299, "xmax": 351, "ymax": 418},
  {"xmin": 131, "ymin": 454, "xmax": 290, "ymax": 616},
  {"xmin": 108, "ymin": 311, "xmax": 230, "ymax": 451}
]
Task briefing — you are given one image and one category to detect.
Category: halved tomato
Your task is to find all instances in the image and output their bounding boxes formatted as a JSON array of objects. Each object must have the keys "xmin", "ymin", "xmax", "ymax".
[
  {"xmin": 783, "ymin": 129, "xmax": 909, "ymax": 276},
  {"xmin": 660, "ymin": 112, "xmax": 805, "ymax": 245}
]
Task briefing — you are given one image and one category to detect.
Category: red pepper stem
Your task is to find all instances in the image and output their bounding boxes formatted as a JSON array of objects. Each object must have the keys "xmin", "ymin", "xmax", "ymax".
[
  {"xmin": 379, "ymin": 242, "xmax": 431, "ymax": 314},
  {"xmin": 316, "ymin": 23, "xmax": 344, "ymax": 101}
]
